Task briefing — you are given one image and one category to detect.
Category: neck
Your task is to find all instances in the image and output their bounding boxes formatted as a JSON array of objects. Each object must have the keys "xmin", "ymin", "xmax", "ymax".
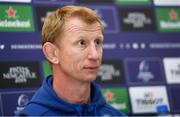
[{"xmin": 52, "ymin": 69, "xmax": 91, "ymax": 104}]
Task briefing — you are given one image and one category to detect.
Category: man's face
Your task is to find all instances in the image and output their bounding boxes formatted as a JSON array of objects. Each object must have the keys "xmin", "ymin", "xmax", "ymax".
[{"xmin": 56, "ymin": 17, "xmax": 104, "ymax": 83}]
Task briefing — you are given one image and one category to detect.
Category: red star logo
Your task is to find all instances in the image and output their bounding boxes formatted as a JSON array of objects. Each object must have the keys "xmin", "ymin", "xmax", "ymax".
[
  {"xmin": 5, "ymin": 6, "xmax": 17, "ymax": 19},
  {"xmin": 104, "ymin": 91, "xmax": 113, "ymax": 101},
  {"xmin": 169, "ymin": 10, "xmax": 178, "ymax": 21}
]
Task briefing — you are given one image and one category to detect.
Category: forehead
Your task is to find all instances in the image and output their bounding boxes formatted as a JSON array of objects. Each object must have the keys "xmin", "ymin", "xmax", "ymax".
[{"xmin": 63, "ymin": 17, "xmax": 103, "ymax": 34}]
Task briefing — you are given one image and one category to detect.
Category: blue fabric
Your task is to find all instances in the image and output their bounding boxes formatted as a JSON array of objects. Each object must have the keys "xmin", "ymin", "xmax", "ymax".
[{"xmin": 17, "ymin": 75, "xmax": 126, "ymax": 116}]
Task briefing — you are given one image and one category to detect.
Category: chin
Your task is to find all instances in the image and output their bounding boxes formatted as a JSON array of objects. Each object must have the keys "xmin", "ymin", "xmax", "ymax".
[{"xmin": 83, "ymin": 75, "xmax": 97, "ymax": 82}]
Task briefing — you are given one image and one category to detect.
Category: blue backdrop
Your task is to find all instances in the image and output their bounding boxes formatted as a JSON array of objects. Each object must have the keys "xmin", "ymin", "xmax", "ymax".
[{"xmin": 0, "ymin": 0, "xmax": 180, "ymax": 116}]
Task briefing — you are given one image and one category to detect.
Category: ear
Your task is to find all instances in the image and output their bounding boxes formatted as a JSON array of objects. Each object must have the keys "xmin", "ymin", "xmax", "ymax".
[{"xmin": 42, "ymin": 42, "xmax": 59, "ymax": 64}]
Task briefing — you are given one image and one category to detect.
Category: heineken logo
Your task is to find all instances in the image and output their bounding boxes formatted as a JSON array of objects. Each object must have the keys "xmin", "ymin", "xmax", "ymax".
[
  {"xmin": 6, "ymin": 6, "xmax": 17, "ymax": 19},
  {"xmin": 104, "ymin": 90, "xmax": 114, "ymax": 102},
  {"xmin": 169, "ymin": 10, "xmax": 178, "ymax": 20},
  {"xmin": 156, "ymin": 8, "xmax": 180, "ymax": 32},
  {"xmin": 0, "ymin": 5, "xmax": 34, "ymax": 32},
  {"xmin": 102, "ymin": 88, "xmax": 130, "ymax": 113},
  {"xmin": 115, "ymin": 0, "xmax": 151, "ymax": 5}
]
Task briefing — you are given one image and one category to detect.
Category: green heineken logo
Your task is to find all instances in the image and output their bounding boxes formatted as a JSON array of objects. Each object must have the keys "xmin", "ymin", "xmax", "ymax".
[
  {"xmin": 156, "ymin": 8, "xmax": 180, "ymax": 32},
  {"xmin": 104, "ymin": 90, "xmax": 114, "ymax": 102},
  {"xmin": 115, "ymin": 0, "xmax": 151, "ymax": 5},
  {"xmin": 6, "ymin": 6, "xmax": 17, "ymax": 19},
  {"xmin": 169, "ymin": 10, "xmax": 178, "ymax": 21},
  {"xmin": 0, "ymin": 5, "xmax": 34, "ymax": 32},
  {"xmin": 102, "ymin": 88, "xmax": 130, "ymax": 113}
]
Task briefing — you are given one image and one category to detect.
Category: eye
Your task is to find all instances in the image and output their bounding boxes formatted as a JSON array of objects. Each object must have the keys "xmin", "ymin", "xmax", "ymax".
[
  {"xmin": 95, "ymin": 39, "xmax": 103, "ymax": 47},
  {"xmin": 78, "ymin": 40, "xmax": 86, "ymax": 47}
]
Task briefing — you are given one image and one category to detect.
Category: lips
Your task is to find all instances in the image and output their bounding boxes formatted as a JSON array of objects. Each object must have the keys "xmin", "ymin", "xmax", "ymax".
[
  {"xmin": 83, "ymin": 66, "xmax": 99, "ymax": 71},
  {"xmin": 84, "ymin": 66, "xmax": 98, "ymax": 69}
]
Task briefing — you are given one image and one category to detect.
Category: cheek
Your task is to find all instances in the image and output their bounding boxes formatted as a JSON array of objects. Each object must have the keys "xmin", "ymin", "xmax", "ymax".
[
  {"xmin": 99, "ymin": 49, "xmax": 103, "ymax": 58},
  {"xmin": 66, "ymin": 53, "xmax": 85, "ymax": 67}
]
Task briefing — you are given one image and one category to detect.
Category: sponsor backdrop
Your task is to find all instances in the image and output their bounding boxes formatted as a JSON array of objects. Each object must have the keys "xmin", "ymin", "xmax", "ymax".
[{"xmin": 0, "ymin": 0, "xmax": 180, "ymax": 116}]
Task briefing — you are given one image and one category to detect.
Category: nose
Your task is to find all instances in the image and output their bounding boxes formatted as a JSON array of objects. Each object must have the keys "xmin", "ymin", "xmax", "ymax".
[{"xmin": 87, "ymin": 44, "xmax": 99, "ymax": 60}]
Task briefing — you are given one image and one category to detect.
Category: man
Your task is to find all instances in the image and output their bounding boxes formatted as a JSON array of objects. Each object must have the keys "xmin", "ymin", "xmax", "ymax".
[{"xmin": 17, "ymin": 5, "xmax": 126, "ymax": 116}]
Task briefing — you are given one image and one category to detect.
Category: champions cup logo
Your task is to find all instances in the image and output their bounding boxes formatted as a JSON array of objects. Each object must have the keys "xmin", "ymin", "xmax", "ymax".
[
  {"xmin": 18, "ymin": 94, "xmax": 29, "ymax": 107},
  {"xmin": 14, "ymin": 94, "xmax": 29, "ymax": 114},
  {"xmin": 137, "ymin": 60, "xmax": 154, "ymax": 82},
  {"xmin": 3, "ymin": 66, "xmax": 36, "ymax": 83}
]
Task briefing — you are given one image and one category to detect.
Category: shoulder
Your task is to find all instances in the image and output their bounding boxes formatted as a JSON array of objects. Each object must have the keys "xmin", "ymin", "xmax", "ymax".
[
  {"xmin": 100, "ymin": 104, "xmax": 127, "ymax": 116},
  {"xmin": 16, "ymin": 103, "xmax": 51, "ymax": 116}
]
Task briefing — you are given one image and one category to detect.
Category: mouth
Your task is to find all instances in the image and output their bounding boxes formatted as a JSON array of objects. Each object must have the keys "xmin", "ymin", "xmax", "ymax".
[{"xmin": 83, "ymin": 66, "xmax": 99, "ymax": 72}]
